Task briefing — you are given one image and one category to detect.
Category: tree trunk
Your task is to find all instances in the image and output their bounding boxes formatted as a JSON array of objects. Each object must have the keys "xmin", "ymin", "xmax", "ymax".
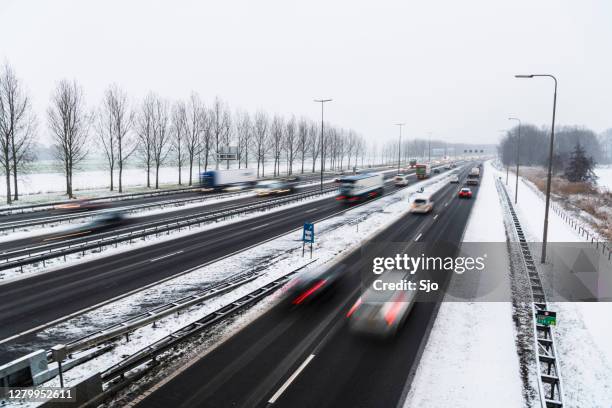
[
  {"xmin": 4, "ymin": 165, "xmax": 11, "ymax": 205},
  {"xmin": 119, "ymin": 163, "xmax": 123, "ymax": 193}
]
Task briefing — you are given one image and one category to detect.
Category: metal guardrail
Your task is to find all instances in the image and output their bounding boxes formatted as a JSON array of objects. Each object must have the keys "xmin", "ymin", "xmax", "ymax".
[
  {"xmin": 0, "ymin": 187, "xmax": 338, "ymax": 272},
  {"xmin": 497, "ymin": 179, "xmax": 564, "ymax": 408}
]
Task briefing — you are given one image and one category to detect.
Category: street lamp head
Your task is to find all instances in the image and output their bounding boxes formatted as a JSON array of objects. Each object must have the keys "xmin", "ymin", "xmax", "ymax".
[
  {"xmin": 314, "ymin": 98, "xmax": 333, "ymax": 103},
  {"xmin": 515, "ymin": 74, "xmax": 534, "ymax": 78}
]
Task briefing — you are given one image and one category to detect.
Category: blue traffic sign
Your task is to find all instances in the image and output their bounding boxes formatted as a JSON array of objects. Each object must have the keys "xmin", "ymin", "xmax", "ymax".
[{"xmin": 302, "ymin": 223, "xmax": 315, "ymax": 243}]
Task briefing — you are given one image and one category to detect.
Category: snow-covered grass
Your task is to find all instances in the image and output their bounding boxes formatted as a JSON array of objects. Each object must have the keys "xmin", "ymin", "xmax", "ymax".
[
  {"xmin": 497, "ymin": 164, "xmax": 612, "ymax": 408},
  {"xmin": 21, "ymin": 169, "xmax": 460, "ymax": 401},
  {"xmin": 404, "ymin": 160, "xmax": 524, "ymax": 408}
]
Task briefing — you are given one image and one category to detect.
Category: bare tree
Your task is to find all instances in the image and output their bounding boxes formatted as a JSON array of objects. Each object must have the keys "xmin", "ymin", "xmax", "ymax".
[
  {"xmin": 310, "ymin": 121, "xmax": 320, "ymax": 173},
  {"xmin": 199, "ymin": 107, "xmax": 213, "ymax": 172},
  {"xmin": 270, "ymin": 115, "xmax": 284, "ymax": 176},
  {"xmin": 234, "ymin": 109, "xmax": 252, "ymax": 169},
  {"xmin": 252, "ymin": 111, "xmax": 269, "ymax": 177},
  {"xmin": 96, "ymin": 84, "xmax": 135, "ymax": 192},
  {"xmin": 297, "ymin": 118, "xmax": 309, "ymax": 174},
  {"xmin": 136, "ymin": 94, "xmax": 156, "ymax": 188},
  {"xmin": 211, "ymin": 97, "xmax": 230, "ymax": 169},
  {"xmin": 284, "ymin": 115, "xmax": 298, "ymax": 175},
  {"xmin": 221, "ymin": 109, "xmax": 233, "ymax": 169},
  {"xmin": 171, "ymin": 100, "xmax": 187, "ymax": 185},
  {"xmin": 0, "ymin": 63, "xmax": 37, "ymax": 203},
  {"xmin": 47, "ymin": 79, "xmax": 89, "ymax": 198},
  {"xmin": 184, "ymin": 92, "xmax": 203, "ymax": 185},
  {"xmin": 152, "ymin": 96, "xmax": 171, "ymax": 189}
]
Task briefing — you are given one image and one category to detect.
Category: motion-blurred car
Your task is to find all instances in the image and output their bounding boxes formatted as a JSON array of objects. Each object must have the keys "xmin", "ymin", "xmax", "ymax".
[
  {"xmin": 409, "ymin": 195, "xmax": 434, "ymax": 213},
  {"xmin": 56, "ymin": 199, "xmax": 110, "ymax": 213},
  {"xmin": 449, "ymin": 175, "xmax": 460, "ymax": 184},
  {"xmin": 393, "ymin": 174, "xmax": 410, "ymax": 187},
  {"xmin": 254, "ymin": 179, "xmax": 297, "ymax": 196},
  {"xmin": 347, "ymin": 270, "xmax": 417, "ymax": 337},
  {"xmin": 87, "ymin": 211, "xmax": 128, "ymax": 230},
  {"xmin": 284, "ymin": 264, "xmax": 347, "ymax": 305},
  {"xmin": 458, "ymin": 187, "xmax": 473, "ymax": 199},
  {"xmin": 433, "ymin": 168, "xmax": 441, "ymax": 174}
]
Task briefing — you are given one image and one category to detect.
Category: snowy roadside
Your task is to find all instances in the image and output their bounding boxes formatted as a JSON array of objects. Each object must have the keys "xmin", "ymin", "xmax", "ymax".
[
  {"xmin": 11, "ymin": 169, "xmax": 461, "ymax": 407},
  {"xmin": 495, "ymin": 164, "xmax": 612, "ymax": 407},
  {"xmin": 403, "ymin": 160, "xmax": 524, "ymax": 408}
]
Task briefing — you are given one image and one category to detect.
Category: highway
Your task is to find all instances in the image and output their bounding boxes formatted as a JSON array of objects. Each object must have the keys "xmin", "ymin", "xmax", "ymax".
[
  {"xmin": 134, "ymin": 164, "xmax": 481, "ymax": 408},
  {"xmin": 0, "ymin": 165, "xmax": 455, "ymax": 363}
]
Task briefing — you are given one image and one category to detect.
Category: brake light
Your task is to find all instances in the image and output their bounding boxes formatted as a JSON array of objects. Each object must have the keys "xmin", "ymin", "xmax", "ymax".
[
  {"xmin": 346, "ymin": 298, "xmax": 362, "ymax": 317},
  {"xmin": 292, "ymin": 279, "xmax": 327, "ymax": 304},
  {"xmin": 384, "ymin": 294, "xmax": 406, "ymax": 325},
  {"xmin": 336, "ymin": 196, "xmax": 346, "ymax": 200}
]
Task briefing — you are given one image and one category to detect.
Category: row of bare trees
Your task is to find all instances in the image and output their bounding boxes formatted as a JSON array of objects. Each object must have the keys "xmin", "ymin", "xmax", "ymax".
[{"xmin": 1, "ymin": 62, "xmax": 370, "ymax": 203}]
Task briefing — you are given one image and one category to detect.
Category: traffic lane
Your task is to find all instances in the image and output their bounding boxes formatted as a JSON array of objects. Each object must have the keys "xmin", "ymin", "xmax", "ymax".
[
  {"xmin": 135, "ymin": 169, "xmax": 474, "ymax": 408},
  {"xmin": 0, "ymin": 170, "xmax": 408, "ymax": 254},
  {"xmin": 274, "ymin": 178, "xmax": 479, "ymax": 408},
  {"xmin": 0, "ymin": 175, "xmax": 416, "ymax": 345}
]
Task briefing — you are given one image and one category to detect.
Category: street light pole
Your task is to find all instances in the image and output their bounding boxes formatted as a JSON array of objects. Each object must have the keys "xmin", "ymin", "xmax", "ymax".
[
  {"xmin": 396, "ymin": 123, "xmax": 405, "ymax": 174},
  {"xmin": 508, "ymin": 117, "xmax": 521, "ymax": 204},
  {"xmin": 428, "ymin": 132, "xmax": 432, "ymax": 163},
  {"xmin": 515, "ymin": 74, "xmax": 558, "ymax": 263},
  {"xmin": 314, "ymin": 99, "xmax": 332, "ymax": 191}
]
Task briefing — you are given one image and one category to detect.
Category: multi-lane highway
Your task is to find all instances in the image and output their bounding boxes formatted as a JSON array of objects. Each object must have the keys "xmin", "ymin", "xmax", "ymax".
[
  {"xmin": 128, "ymin": 165, "xmax": 481, "ymax": 408},
  {"xmin": 0, "ymin": 165, "xmax": 456, "ymax": 363}
]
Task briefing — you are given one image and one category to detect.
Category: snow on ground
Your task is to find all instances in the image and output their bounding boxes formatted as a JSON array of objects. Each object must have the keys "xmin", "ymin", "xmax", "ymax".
[
  {"xmin": 496, "ymin": 164, "xmax": 612, "ymax": 408},
  {"xmin": 404, "ymin": 160, "xmax": 524, "ymax": 408},
  {"xmin": 17, "ymin": 168, "xmax": 461, "ymax": 402}
]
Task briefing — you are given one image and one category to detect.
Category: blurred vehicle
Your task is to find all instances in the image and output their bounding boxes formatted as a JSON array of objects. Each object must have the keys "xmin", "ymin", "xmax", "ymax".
[
  {"xmin": 458, "ymin": 187, "xmax": 473, "ymax": 198},
  {"xmin": 254, "ymin": 178, "xmax": 298, "ymax": 196},
  {"xmin": 415, "ymin": 164, "xmax": 431, "ymax": 179},
  {"xmin": 347, "ymin": 270, "xmax": 417, "ymax": 337},
  {"xmin": 466, "ymin": 167, "xmax": 480, "ymax": 185},
  {"xmin": 450, "ymin": 174, "xmax": 460, "ymax": 183},
  {"xmin": 56, "ymin": 199, "xmax": 110, "ymax": 213},
  {"xmin": 87, "ymin": 211, "xmax": 128, "ymax": 230},
  {"xmin": 409, "ymin": 159, "xmax": 417, "ymax": 168},
  {"xmin": 336, "ymin": 173, "xmax": 384, "ymax": 203},
  {"xmin": 444, "ymin": 164, "xmax": 452, "ymax": 170},
  {"xmin": 285, "ymin": 264, "xmax": 347, "ymax": 305},
  {"xmin": 393, "ymin": 174, "xmax": 410, "ymax": 187},
  {"xmin": 199, "ymin": 169, "xmax": 256, "ymax": 191},
  {"xmin": 433, "ymin": 168, "xmax": 441, "ymax": 174},
  {"xmin": 409, "ymin": 195, "xmax": 434, "ymax": 213}
]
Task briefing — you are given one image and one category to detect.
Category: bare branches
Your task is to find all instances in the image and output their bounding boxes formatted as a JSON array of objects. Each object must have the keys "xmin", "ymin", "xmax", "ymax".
[{"xmin": 47, "ymin": 79, "xmax": 89, "ymax": 198}]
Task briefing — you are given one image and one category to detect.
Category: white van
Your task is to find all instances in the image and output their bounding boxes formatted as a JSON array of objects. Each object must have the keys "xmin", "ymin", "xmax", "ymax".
[
  {"xmin": 409, "ymin": 195, "xmax": 434, "ymax": 213},
  {"xmin": 394, "ymin": 174, "xmax": 410, "ymax": 186}
]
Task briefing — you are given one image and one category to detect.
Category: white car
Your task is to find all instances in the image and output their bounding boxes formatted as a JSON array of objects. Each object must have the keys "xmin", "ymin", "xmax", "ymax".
[
  {"xmin": 394, "ymin": 174, "xmax": 410, "ymax": 186},
  {"xmin": 409, "ymin": 195, "xmax": 434, "ymax": 213},
  {"xmin": 347, "ymin": 270, "xmax": 417, "ymax": 337},
  {"xmin": 449, "ymin": 175, "xmax": 460, "ymax": 183}
]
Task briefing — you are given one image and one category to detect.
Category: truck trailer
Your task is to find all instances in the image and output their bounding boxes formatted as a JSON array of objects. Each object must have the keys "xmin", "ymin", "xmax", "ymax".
[
  {"xmin": 415, "ymin": 164, "xmax": 431, "ymax": 179},
  {"xmin": 336, "ymin": 173, "xmax": 384, "ymax": 203},
  {"xmin": 199, "ymin": 169, "xmax": 257, "ymax": 191},
  {"xmin": 466, "ymin": 167, "xmax": 480, "ymax": 185}
]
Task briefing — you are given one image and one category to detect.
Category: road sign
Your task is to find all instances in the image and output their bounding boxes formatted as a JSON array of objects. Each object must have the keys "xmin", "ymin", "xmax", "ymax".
[
  {"xmin": 302, "ymin": 223, "xmax": 315, "ymax": 243},
  {"xmin": 217, "ymin": 152, "xmax": 238, "ymax": 160},
  {"xmin": 536, "ymin": 310, "xmax": 557, "ymax": 326}
]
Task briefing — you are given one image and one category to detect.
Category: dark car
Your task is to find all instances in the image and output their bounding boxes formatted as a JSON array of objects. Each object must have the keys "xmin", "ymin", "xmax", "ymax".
[
  {"xmin": 433, "ymin": 168, "xmax": 441, "ymax": 174},
  {"xmin": 284, "ymin": 264, "xmax": 347, "ymax": 305},
  {"xmin": 88, "ymin": 211, "xmax": 128, "ymax": 230}
]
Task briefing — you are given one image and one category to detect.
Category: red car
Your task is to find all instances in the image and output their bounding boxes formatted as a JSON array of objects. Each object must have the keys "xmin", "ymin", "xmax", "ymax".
[{"xmin": 458, "ymin": 187, "xmax": 473, "ymax": 198}]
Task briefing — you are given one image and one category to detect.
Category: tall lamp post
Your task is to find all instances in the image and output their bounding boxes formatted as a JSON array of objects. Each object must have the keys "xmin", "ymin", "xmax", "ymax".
[
  {"xmin": 508, "ymin": 117, "xmax": 521, "ymax": 204},
  {"xmin": 428, "ymin": 132, "xmax": 432, "ymax": 163},
  {"xmin": 314, "ymin": 98, "xmax": 332, "ymax": 191},
  {"xmin": 515, "ymin": 74, "xmax": 558, "ymax": 263},
  {"xmin": 396, "ymin": 123, "xmax": 405, "ymax": 174},
  {"xmin": 498, "ymin": 129, "xmax": 509, "ymax": 184}
]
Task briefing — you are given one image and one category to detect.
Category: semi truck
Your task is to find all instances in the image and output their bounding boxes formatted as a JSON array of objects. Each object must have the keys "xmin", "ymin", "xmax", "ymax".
[
  {"xmin": 415, "ymin": 164, "xmax": 431, "ymax": 179},
  {"xmin": 466, "ymin": 167, "xmax": 480, "ymax": 185},
  {"xmin": 199, "ymin": 169, "xmax": 257, "ymax": 191},
  {"xmin": 409, "ymin": 159, "xmax": 417, "ymax": 168},
  {"xmin": 336, "ymin": 173, "xmax": 384, "ymax": 203}
]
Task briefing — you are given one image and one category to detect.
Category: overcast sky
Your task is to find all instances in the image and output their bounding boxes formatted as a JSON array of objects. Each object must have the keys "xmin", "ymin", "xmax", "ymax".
[{"xmin": 1, "ymin": 0, "xmax": 611, "ymax": 147}]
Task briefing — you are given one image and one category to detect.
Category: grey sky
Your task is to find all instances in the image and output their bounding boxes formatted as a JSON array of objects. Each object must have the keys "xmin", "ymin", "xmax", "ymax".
[{"xmin": 1, "ymin": 0, "xmax": 610, "ymax": 146}]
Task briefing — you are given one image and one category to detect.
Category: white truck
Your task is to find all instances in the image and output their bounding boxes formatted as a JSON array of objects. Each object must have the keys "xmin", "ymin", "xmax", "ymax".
[
  {"xmin": 199, "ymin": 169, "xmax": 257, "ymax": 190},
  {"xmin": 337, "ymin": 173, "xmax": 384, "ymax": 203},
  {"xmin": 466, "ymin": 167, "xmax": 480, "ymax": 185}
]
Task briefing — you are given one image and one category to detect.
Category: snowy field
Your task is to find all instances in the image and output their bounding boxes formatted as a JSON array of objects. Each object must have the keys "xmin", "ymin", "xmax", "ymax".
[
  {"xmin": 16, "ymin": 168, "xmax": 462, "ymax": 404},
  {"xmin": 500, "ymin": 164, "xmax": 612, "ymax": 407},
  {"xmin": 595, "ymin": 166, "xmax": 612, "ymax": 192},
  {"xmin": 404, "ymin": 160, "xmax": 524, "ymax": 407}
]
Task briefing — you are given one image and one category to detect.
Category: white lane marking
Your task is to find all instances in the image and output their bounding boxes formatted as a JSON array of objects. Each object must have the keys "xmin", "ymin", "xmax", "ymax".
[
  {"xmin": 249, "ymin": 222, "xmax": 270, "ymax": 231},
  {"xmin": 414, "ymin": 233, "xmax": 422, "ymax": 242},
  {"xmin": 304, "ymin": 207, "xmax": 319, "ymax": 213},
  {"xmin": 433, "ymin": 214, "xmax": 439, "ymax": 220},
  {"xmin": 269, "ymin": 354, "xmax": 316, "ymax": 404},
  {"xmin": 445, "ymin": 202, "xmax": 449, "ymax": 207},
  {"xmin": 149, "ymin": 250, "xmax": 184, "ymax": 263}
]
